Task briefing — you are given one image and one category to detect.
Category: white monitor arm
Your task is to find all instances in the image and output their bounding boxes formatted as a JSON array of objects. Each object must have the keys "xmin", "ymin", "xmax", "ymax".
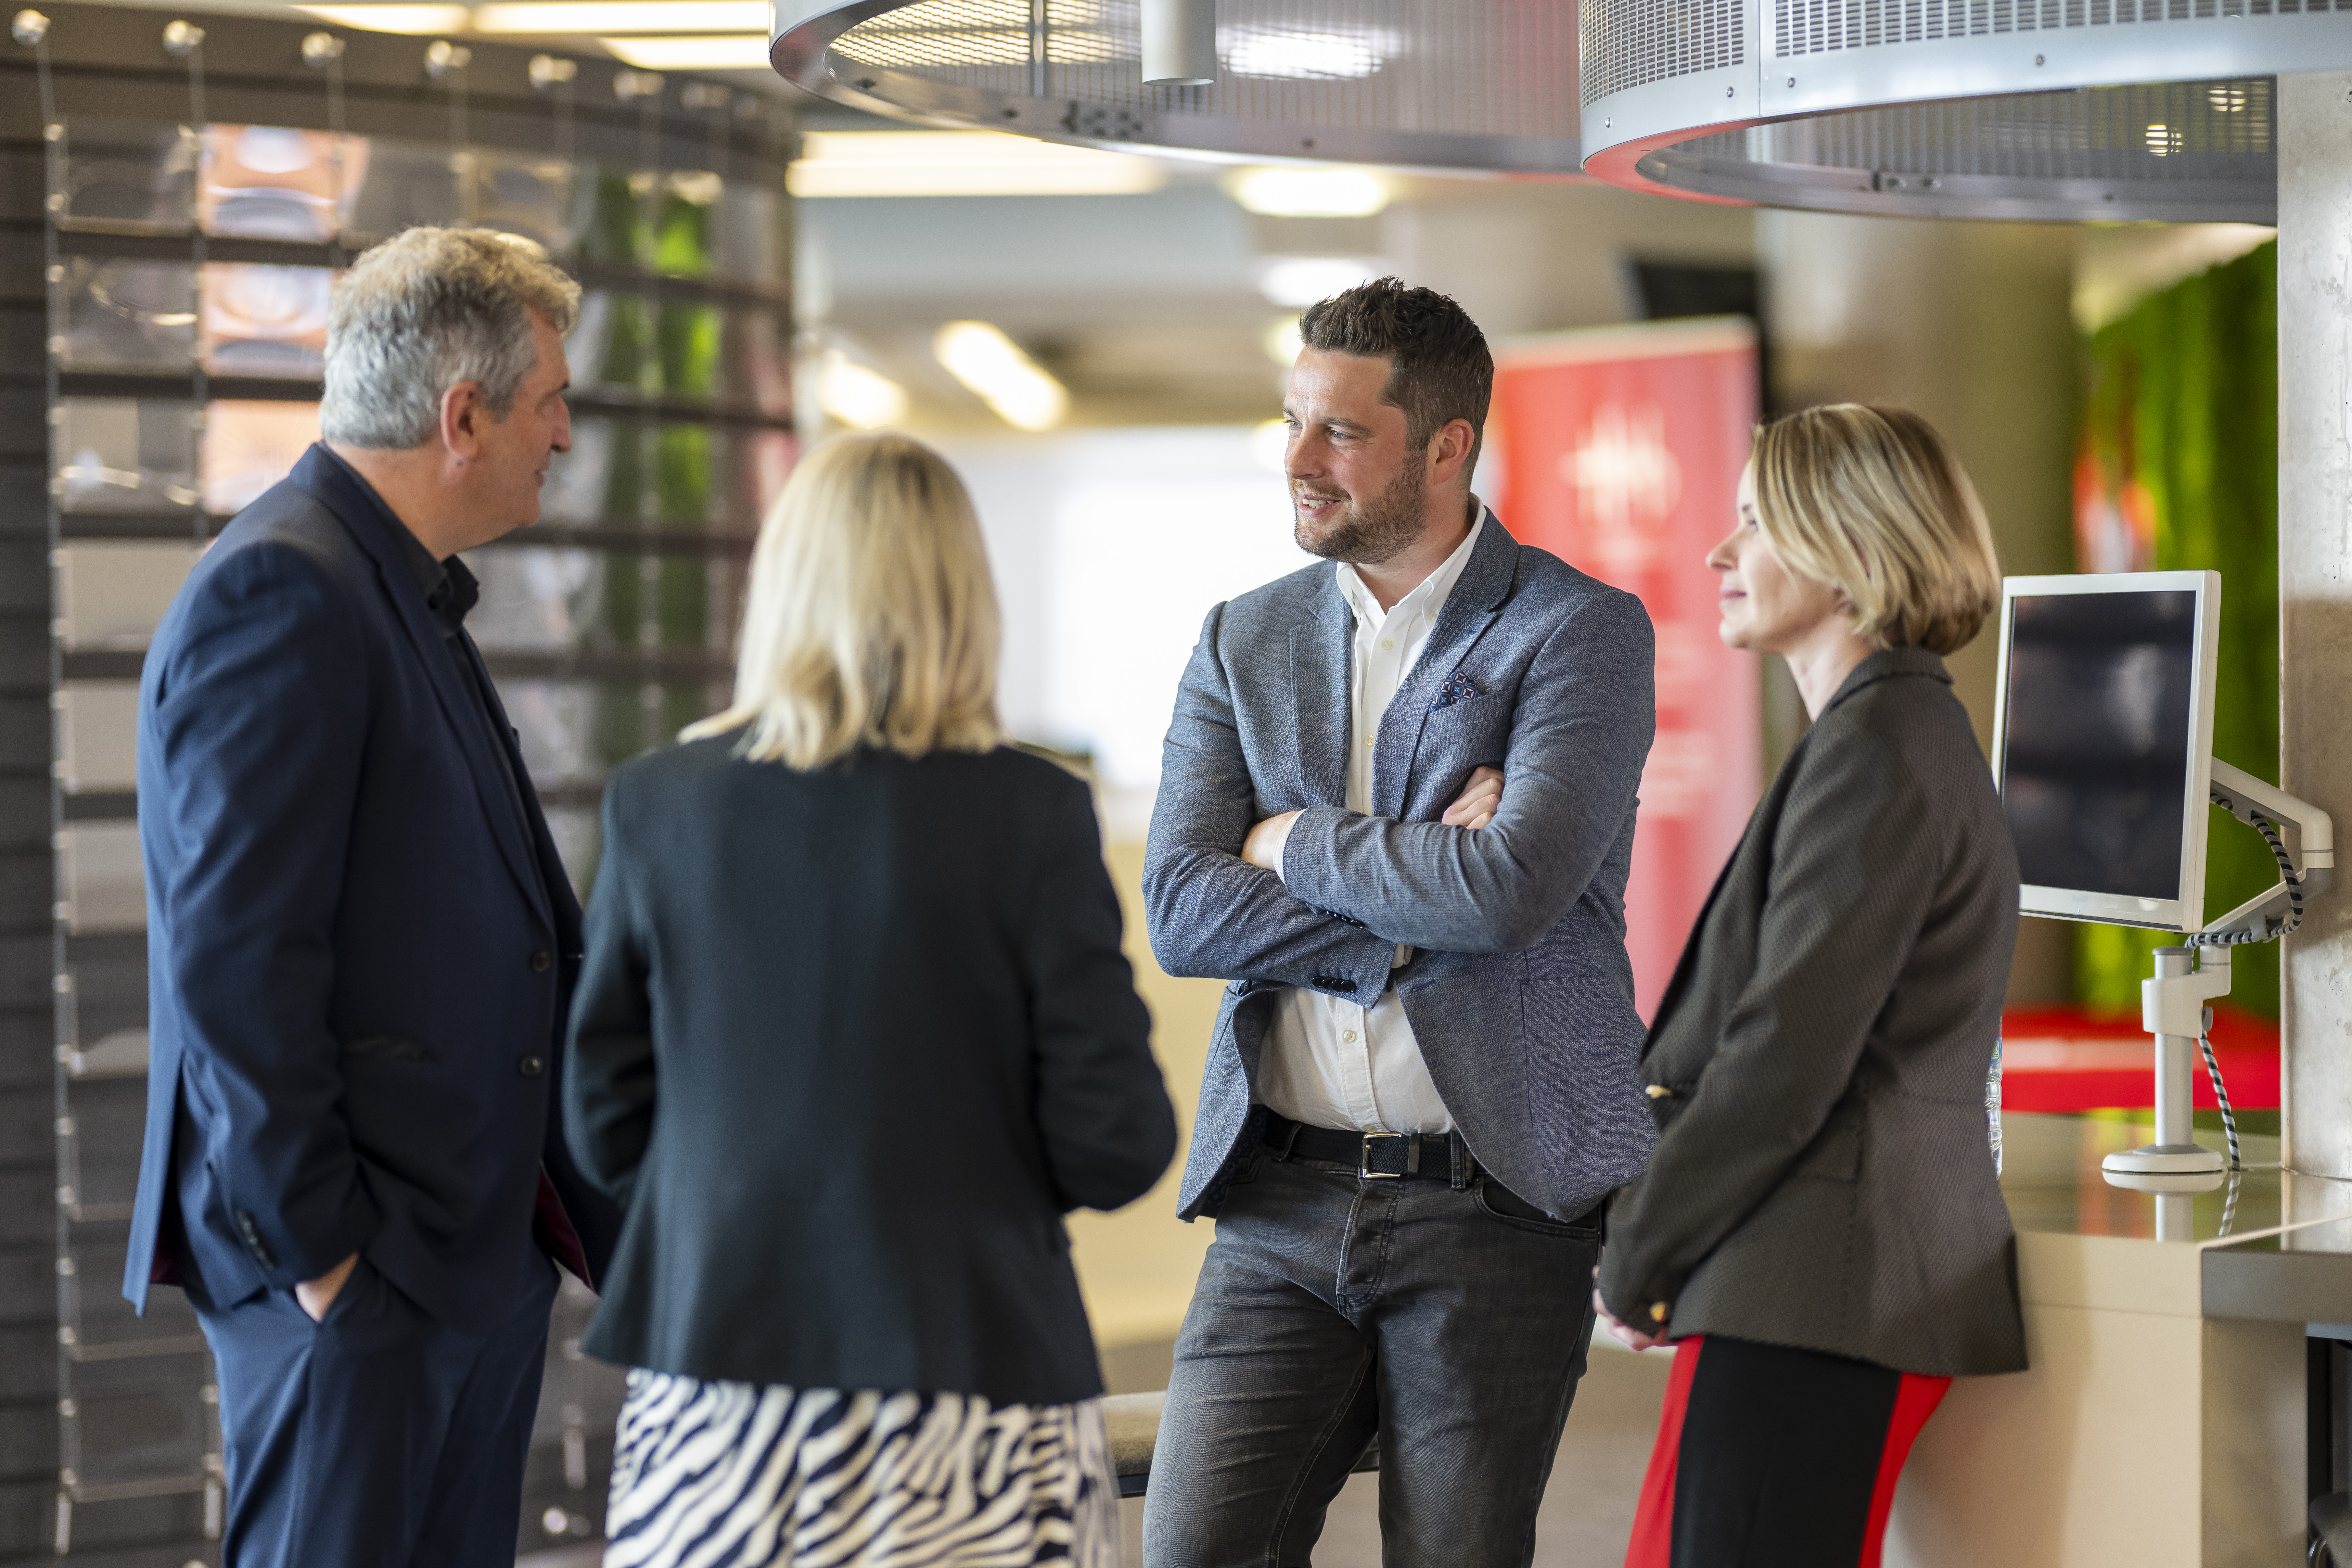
[{"xmin": 2103, "ymin": 762, "xmax": 2333, "ymax": 1191}]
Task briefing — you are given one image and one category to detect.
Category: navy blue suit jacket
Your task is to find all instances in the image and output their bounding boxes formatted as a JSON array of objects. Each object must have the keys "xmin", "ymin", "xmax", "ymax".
[{"xmin": 125, "ymin": 443, "xmax": 621, "ymax": 1333}]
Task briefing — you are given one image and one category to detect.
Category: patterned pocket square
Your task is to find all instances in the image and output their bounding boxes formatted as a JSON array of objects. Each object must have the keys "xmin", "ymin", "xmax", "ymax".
[{"xmin": 1430, "ymin": 671, "xmax": 1481, "ymax": 711}]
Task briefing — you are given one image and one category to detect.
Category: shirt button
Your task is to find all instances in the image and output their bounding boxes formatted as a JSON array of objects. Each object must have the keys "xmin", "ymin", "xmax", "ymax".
[
  {"xmin": 529, "ymin": 950, "xmax": 553, "ymax": 973},
  {"xmin": 518, "ymin": 1056, "xmax": 545, "ymax": 1077},
  {"xmin": 1342, "ymin": 1029, "xmax": 1358, "ymax": 1042},
  {"xmin": 1379, "ymin": 638, "xmax": 1393, "ymax": 650},
  {"xmin": 1363, "ymin": 737, "xmax": 1375, "ymax": 749}
]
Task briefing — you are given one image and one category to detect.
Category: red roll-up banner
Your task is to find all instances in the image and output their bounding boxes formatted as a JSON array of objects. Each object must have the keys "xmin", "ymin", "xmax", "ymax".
[{"xmin": 1489, "ymin": 319, "xmax": 1762, "ymax": 1020}]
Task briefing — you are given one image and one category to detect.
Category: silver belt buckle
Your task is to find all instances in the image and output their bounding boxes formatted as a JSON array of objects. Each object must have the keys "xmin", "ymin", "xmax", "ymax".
[{"xmin": 1358, "ymin": 1129, "xmax": 1406, "ymax": 1179}]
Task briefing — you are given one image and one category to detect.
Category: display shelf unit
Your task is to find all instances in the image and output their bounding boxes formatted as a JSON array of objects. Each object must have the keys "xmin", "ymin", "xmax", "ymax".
[{"xmin": 1, "ymin": 6, "xmax": 794, "ymax": 1561}]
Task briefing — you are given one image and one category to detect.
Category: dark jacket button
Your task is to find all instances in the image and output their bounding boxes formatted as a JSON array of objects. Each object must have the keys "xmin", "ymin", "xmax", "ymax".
[
  {"xmin": 529, "ymin": 949, "xmax": 553, "ymax": 973},
  {"xmin": 519, "ymin": 1056, "xmax": 545, "ymax": 1077}
]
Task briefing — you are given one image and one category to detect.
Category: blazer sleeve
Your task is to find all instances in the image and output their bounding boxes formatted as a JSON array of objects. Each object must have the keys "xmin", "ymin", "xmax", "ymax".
[
  {"xmin": 1026, "ymin": 773, "xmax": 1179, "ymax": 1212},
  {"xmin": 564, "ymin": 770, "xmax": 657, "ymax": 1207},
  {"xmin": 1596, "ymin": 726, "xmax": 1937, "ymax": 1328},
  {"xmin": 145, "ymin": 540, "xmax": 381, "ymax": 1287},
  {"xmin": 1278, "ymin": 587, "xmax": 1655, "ymax": 953},
  {"xmin": 1141, "ymin": 601, "xmax": 1402, "ymax": 997}
]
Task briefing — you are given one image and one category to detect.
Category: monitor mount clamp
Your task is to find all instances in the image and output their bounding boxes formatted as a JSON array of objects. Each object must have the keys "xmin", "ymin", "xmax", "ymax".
[{"xmin": 2103, "ymin": 760, "xmax": 2333, "ymax": 1189}]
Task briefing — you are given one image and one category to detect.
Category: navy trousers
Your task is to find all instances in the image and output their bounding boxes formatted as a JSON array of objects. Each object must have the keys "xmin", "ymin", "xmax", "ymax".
[{"xmin": 192, "ymin": 1249, "xmax": 557, "ymax": 1568}]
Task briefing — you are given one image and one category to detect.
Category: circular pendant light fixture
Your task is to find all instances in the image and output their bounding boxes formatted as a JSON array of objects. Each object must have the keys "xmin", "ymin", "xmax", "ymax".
[
  {"xmin": 1578, "ymin": 0, "xmax": 2352, "ymax": 223},
  {"xmin": 770, "ymin": 0, "xmax": 1585, "ymax": 172}
]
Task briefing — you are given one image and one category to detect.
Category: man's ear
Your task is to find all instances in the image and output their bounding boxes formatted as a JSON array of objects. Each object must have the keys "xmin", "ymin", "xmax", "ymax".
[
  {"xmin": 1429, "ymin": 416, "xmax": 1477, "ymax": 486},
  {"xmin": 440, "ymin": 381, "xmax": 486, "ymax": 459}
]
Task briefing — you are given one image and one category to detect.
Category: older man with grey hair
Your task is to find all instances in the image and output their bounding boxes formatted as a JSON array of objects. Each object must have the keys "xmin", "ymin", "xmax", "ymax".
[{"xmin": 124, "ymin": 227, "xmax": 622, "ymax": 1568}]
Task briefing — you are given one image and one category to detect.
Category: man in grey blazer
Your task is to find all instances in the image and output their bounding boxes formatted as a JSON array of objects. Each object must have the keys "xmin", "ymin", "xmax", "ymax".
[{"xmin": 1140, "ymin": 279, "xmax": 1658, "ymax": 1565}]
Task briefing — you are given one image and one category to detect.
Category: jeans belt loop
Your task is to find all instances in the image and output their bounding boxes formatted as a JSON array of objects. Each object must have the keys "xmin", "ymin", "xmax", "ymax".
[
  {"xmin": 1276, "ymin": 1117, "xmax": 1303, "ymax": 1162},
  {"xmin": 1450, "ymin": 1133, "xmax": 1470, "ymax": 1191}
]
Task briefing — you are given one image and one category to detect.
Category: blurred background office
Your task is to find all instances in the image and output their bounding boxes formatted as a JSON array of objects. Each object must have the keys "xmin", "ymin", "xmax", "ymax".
[{"xmin": 0, "ymin": 2, "xmax": 2306, "ymax": 1564}]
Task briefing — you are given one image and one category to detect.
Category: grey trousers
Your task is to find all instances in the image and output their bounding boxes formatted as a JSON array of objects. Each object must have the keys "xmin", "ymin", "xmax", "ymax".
[{"xmin": 1141, "ymin": 1141, "xmax": 1603, "ymax": 1568}]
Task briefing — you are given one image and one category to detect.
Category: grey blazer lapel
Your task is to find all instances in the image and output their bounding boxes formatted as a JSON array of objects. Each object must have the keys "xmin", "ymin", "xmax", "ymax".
[
  {"xmin": 1291, "ymin": 570, "xmax": 1350, "ymax": 808},
  {"xmin": 1371, "ymin": 513, "xmax": 1516, "ymax": 821}
]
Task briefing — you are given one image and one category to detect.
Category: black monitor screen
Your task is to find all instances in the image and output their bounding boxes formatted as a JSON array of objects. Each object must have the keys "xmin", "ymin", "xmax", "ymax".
[{"xmin": 2001, "ymin": 590, "xmax": 2198, "ymax": 901}]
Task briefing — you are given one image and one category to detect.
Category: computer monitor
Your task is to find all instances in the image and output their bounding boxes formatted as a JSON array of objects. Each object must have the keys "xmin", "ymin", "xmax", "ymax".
[{"xmin": 1989, "ymin": 571, "xmax": 2221, "ymax": 933}]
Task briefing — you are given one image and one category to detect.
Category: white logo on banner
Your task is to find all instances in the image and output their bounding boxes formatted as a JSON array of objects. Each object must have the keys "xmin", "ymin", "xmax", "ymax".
[{"xmin": 1558, "ymin": 402, "xmax": 1683, "ymax": 573}]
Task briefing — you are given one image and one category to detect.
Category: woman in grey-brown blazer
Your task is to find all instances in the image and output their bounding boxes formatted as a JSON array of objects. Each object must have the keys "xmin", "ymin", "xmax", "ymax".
[{"xmin": 1595, "ymin": 404, "xmax": 2026, "ymax": 1568}]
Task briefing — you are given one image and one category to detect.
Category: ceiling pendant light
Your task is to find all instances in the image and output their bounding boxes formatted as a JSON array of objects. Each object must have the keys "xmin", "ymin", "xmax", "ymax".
[{"xmin": 1140, "ymin": 0, "xmax": 1214, "ymax": 88}]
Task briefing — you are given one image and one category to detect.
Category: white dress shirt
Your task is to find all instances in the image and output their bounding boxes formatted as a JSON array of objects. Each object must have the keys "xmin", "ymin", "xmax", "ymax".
[{"xmin": 1255, "ymin": 515, "xmax": 1485, "ymax": 1134}]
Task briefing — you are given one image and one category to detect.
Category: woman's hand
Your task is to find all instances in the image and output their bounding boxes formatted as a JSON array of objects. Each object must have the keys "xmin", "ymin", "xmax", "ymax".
[
  {"xmin": 1593, "ymin": 1268, "xmax": 1665, "ymax": 1352},
  {"xmin": 1443, "ymin": 766, "xmax": 1504, "ymax": 829}
]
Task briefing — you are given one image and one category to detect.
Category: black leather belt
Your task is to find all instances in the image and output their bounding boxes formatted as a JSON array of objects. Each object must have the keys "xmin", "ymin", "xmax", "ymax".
[{"xmin": 1261, "ymin": 1111, "xmax": 1469, "ymax": 1180}]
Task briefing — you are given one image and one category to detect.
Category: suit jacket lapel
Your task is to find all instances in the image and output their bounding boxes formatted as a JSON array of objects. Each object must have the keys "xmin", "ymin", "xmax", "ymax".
[
  {"xmin": 1291, "ymin": 571, "xmax": 1351, "ymax": 808},
  {"xmin": 1371, "ymin": 511, "xmax": 1514, "ymax": 821},
  {"xmin": 291, "ymin": 450, "xmax": 552, "ymax": 926}
]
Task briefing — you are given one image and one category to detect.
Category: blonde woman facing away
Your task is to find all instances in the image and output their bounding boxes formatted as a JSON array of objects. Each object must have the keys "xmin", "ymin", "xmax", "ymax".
[
  {"xmin": 1595, "ymin": 405, "xmax": 2026, "ymax": 1567},
  {"xmin": 564, "ymin": 433, "xmax": 1178, "ymax": 1568}
]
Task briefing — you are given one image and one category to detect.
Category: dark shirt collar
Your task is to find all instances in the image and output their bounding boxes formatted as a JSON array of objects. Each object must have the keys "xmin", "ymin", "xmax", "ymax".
[
  {"xmin": 1823, "ymin": 644, "xmax": 1952, "ymax": 715},
  {"xmin": 312, "ymin": 443, "xmax": 478, "ymax": 635}
]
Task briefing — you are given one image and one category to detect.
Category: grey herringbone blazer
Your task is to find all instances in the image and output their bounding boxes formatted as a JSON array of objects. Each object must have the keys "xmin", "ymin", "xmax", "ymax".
[
  {"xmin": 1143, "ymin": 513, "xmax": 1659, "ymax": 1223},
  {"xmin": 1598, "ymin": 647, "xmax": 2028, "ymax": 1378}
]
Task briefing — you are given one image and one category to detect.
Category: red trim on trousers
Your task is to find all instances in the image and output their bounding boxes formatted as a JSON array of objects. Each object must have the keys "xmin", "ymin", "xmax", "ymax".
[{"xmin": 1620, "ymin": 1335, "xmax": 1951, "ymax": 1568}]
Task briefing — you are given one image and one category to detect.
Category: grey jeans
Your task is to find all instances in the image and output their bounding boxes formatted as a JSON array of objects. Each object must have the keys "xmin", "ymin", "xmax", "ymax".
[{"xmin": 1141, "ymin": 1140, "xmax": 1603, "ymax": 1567}]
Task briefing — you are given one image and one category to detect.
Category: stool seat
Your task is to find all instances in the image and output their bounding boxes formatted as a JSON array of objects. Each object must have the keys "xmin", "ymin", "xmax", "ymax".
[{"xmin": 1098, "ymin": 1389, "xmax": 1380, "ymax": 1499}]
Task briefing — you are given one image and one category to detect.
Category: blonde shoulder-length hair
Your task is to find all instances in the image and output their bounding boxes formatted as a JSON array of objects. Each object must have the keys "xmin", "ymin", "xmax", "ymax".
[
  {"xmin": 1750, "ymin": 404, "xmax": 2001, "ymax": 656},
  {"xmin": 683, "ymin": 433, "xmax": 1001, "ymax": 769}
]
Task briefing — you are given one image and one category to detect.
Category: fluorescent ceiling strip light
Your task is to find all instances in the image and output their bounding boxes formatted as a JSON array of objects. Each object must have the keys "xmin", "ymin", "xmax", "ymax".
[
  {"xmin": 294, "ymin": 4, "xmax": 469, "ymax": 33},
  {"xmin": 477, "ymin": 1, "xmax": 768, "ymax": 32},
  {"xmin": 789, "ymin": 131, "xmax": 1166, "ymax": 199},
  {"xmin": 1230, "ymin": 167, "xmax": 1388, "ymax": 217},
  {"xmin": 817, "ymin": 350, "xmax": 909, "ymax": 430},
  {"xmin": 934, "ymin": 321, "xmax": 1068, "ymax": 432},
  {"xmin": 598, "ymin": 33, "xmax": 771, "ymax": 68}
]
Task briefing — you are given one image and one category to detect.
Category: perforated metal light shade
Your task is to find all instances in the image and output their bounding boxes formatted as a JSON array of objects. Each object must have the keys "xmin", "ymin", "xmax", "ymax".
[
  {"xmin": 1579, "ymin": 0, "xmax": 2352, "ymax": 221},
  {"xmin": 770, "ymin": 0, "xmax": 1584, "ymax": 171}
]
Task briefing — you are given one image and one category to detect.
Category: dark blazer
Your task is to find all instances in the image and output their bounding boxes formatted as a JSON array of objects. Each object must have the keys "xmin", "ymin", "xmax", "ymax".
[
  {"xmin": 1597, "ymin": 647, "xmax": 2027, "ymax": 1378},
  {"xmin": 126, "ymin": 443, "xmax": 622, "ymax": 1333},
  {"xmin": 565, "ymin": 739, "xmax": 1178, "ymax": 1408},
  {"xmin": 1144, "ymin": 514, "xmax": 1657, "ymax": 1222}
]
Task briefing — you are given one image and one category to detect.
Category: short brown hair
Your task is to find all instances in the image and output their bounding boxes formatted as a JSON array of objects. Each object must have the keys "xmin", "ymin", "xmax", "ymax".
[
  {"xmin": 1749, "ymin": 404, "xmax": 2001, "ymax": 656},
  {"xmin": 1299, "ymin": 277, "xmax": 1492, "ymax": 469}
]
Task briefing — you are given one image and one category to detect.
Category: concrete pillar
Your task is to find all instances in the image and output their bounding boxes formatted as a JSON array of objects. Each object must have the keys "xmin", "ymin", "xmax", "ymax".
[
  {"xmin": 2279, "ymin": 71, "xmax": 2352, "ymax": 1184},
  {"xmin": 1759, "ymin": 210, "xmax": 2080, "ymax": 1002}
]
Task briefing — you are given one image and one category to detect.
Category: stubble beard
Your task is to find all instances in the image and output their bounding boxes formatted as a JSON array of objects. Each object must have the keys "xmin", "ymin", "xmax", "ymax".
[{"xmin": 1293, "ymin": 460, "xmax": 1429, "ymax": 567}]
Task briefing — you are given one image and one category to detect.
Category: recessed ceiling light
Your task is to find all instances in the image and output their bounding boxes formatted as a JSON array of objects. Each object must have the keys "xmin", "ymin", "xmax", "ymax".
[
  {"xmin": 598, "ymin": 33, "xmax": 770, "ymax": 69},
  {"xmin": 294, "ymin": 5, "xmax": 468, "ymax": 34},
  {"xmin": 1230, "ymin": 167, "xmax": 1388, "ymax": 218},
  {"xmin": 477, "ymin": 1, "xmax": 768, "ymax": 32},
  {"xmin": 817, "ymin": 350, "xmax": 909, "ymax": 430},
  {"xmin": 934, "ymin": 321, "xmax": 1069, "ymax": 432},
  {"xmin": 789, "ymin": 131, "xmax": 1167, "ymax": 199},
  {"xmin": 1262, "ymin": 315, "xmax": 1303, "ymax": 365},
  {"xmin": 1257, "ymin": 256, "xmax": 1380, "ymax": 308}
]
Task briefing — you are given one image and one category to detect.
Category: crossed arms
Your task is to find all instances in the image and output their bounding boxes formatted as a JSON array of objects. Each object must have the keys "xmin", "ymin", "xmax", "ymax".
[{"xmin": 1142, "ymin": 590, "xmax": 1655, "ymax": 988}]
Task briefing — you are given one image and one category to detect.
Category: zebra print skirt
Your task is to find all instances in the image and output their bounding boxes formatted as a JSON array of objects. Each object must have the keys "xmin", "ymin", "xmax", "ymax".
[{"xmin": 603, "ymin": 1370, "xmax": 1121, "ymax": 1567}]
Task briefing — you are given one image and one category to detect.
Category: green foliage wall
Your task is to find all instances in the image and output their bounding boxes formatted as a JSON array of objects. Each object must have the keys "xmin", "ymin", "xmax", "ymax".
[{"xmin": 2074, "ymin": 240, "xmax": 2278, "ymax": 1017}]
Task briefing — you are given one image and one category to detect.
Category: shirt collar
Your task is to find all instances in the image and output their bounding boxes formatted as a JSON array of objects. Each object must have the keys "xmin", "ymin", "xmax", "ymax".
[
  {"xmin": 314, "ymin": 443, "xmax": 478, "ymax": 632},
  {"xmin": 1337, "ymin": 507, "xmax": 1486, "ymax": 630}
]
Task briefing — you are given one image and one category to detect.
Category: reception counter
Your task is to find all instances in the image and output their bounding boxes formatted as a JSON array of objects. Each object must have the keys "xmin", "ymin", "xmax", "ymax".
[{"xmin": 1887, "ymin": 1112, "xmax": 2352, "ymax": 1568}]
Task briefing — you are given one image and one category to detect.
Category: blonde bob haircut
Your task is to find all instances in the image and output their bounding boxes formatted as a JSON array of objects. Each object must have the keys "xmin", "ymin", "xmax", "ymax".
[
  {"xmin": 1749, "ymin": 403, "xmax": 2002, "ymax": 657},
  {"xmin": 684, "ymin": 433, "xmax": 1001, "ymax": 769}
]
